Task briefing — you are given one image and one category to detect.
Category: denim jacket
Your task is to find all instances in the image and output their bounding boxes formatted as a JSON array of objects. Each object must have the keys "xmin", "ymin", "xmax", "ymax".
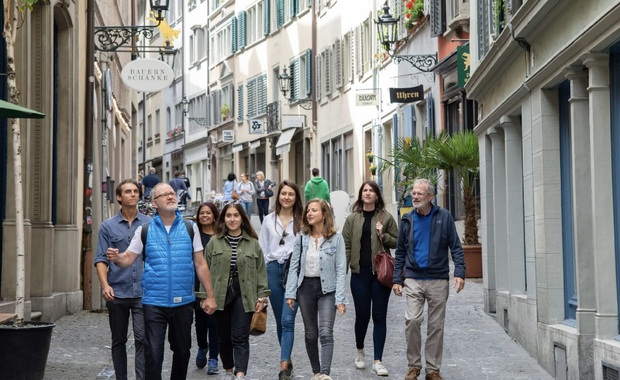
[{"xmin": 284, "ymin": 232, "xmax": 348, "ymax": 305}]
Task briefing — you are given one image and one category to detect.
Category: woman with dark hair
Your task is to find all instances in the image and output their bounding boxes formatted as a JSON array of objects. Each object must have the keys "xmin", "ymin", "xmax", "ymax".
[
  {"xmin": 200, "ymin": 203, "xmax": 270, "ymax": 380},
  {"xmin": 342, "ymin": 180, "xmax": 399, "ymax": 376},
  {"xmin": 258, "ymin": 180, "xmax": 303, "ymax": 380},
  {"xmin": 285, "ymin": 199, "xmax": 348, "ymax": 380},
  {"xmin": 223, "ymin": 172, "xmax": 237, "ymax": 202},
  {"xmin": 194, "ymin": 202, "xmax": 220, "ymax": 374}
]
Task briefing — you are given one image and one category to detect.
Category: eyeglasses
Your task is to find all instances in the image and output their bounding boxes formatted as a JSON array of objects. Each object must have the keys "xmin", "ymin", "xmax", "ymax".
[
  {"xmin": 279, "ymin": 231, "xmax": 289, "ymax": 246},
  {"xmin": 154, "ymin": 191, "xmax": 176, "ymax": 200},
  {"xmin": 411, "ymin": 192, "xmax": 429, "ymax": 197}
]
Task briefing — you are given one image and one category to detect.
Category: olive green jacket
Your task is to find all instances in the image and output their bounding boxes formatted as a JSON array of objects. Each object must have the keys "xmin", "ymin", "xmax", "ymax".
[
  {"xmin": 197, "ymin": 232, "xmax": 270, "ymax": 313},
  {"xmin": 342, "ymin": 210, "xmax": 399, "ymax": 274}
]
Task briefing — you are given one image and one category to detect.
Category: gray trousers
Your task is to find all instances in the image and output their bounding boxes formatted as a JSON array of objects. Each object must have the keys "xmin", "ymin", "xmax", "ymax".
[
  {"xmin": 297, "ymin": 277, "xmax": 337, "ymax": 376},
  {"xmin": 404, "ymin": 278, "xmax": 449, "ymax": 373}
]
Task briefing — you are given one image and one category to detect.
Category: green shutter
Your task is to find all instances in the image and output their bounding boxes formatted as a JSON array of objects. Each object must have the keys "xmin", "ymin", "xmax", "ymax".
[
  {"xmin": 263, "ymin": 0, "xmax": 271, "ymax": 36},
  {"xmin": 306, "ymin": 49, "xmax": 312, "ymax": 96},
  {"xmin": 231, "ymin": 17, "xmax": 238, "ymax": 52},
  {"xmin": 237, "ymin": 84, "xmax": 244, "ymax": 122},
  {"xmin": 239, "ymin": 11, "xmax": 247, "ymax": 49},
  {"xmin": 291, "ymin": 59, "xmax": 300, "ymax": 100},
  {"xmin": 276, "ymin": 0, "xmax": 284, "ymax": 28},
  {"xmin": 290, "ymin": 0, "xmax": 298, "ymax": 17},
  {"xmin": 257, "ymin": 75, "xmax": 267, "ymax": 115},
  {"xmin": 247, "ymin": 78, "xmax": 257, "ymax": 117}
]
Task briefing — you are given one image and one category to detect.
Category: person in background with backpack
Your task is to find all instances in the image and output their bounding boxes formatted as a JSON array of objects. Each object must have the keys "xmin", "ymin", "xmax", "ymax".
[
  {"xmin": 238, "ymin": 173, "xmax": 256, "ymax": 217},
  {"xmin": 107, "ymin": 183, "xmax": 217, "ymax": 380},
  {"xmin": 200, "ymin": 203, "xmax": 270, "ymax": 380},
  {"xmin": 170, "ymin": 170, "xmax": 190, "ymax": 207},
  {"xmin": 95, "ymin": 179, "xmax": 150, "ymax": 380},
  {"xmin": 304, "ymin": 168, "xmax": 331, "ymax": 204},
  {"xmin": 223, "ymin": 172, "xmax": 238, "ymax": 202},
  {"xmin": 254, "ymin": 171, "xmax": 274, "ymax": 224},
  {"xmin": 342, "ymin": 180, "xmax": 399, "ymax": 377},
  {"xmin": 258, "ymin": 180, "xmax": 303, "ymax": 380}
]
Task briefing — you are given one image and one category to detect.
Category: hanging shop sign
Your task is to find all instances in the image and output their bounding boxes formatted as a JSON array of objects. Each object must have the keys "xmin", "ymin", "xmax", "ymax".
[
  {"xmin": 457, "ymin": 44, "xmax": 471, "ymax": 87},
  {"xmin": 389, "ymin": 85, "xmax": 424, "ymax": 103},
  {"xmin": 121, "ymin": 58, "xmax": 174, "ymax": 92},
  {"xmin": 249, "ymin": 119, "xmax": 264, "ymax": 134},
  {"xmin": 222, "ymin": 130, "xmax": 235, "ymax": 143},
  {"xmin": 356, "ymin": 90, "xmax": 380, "ymax": 106}
]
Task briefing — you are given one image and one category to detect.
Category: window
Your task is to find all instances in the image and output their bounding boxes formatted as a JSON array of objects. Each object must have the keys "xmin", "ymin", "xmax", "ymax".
[
  {"xmin": 237, "ymin": 83, "xmax": 244, "ymax": 122},
  {"xmin": 187, "ymin": 94, "xmax": 207, "ymax": 133},
  {"xmin": 166, "ymin": 107, "xmax": 172, "ymax": 133},
  {"xmin": 333, "ymin": 39, "xmax": 343, "ymax": 90},
  {"xmin": 211, "ymin": 22, "xmax": 233, "ymax": 64},
  {"xmin": 247, "ymin": 2, "xmax": 264, "ymax": 45},
  {"xmin": 174, "ymin": 47, "xmax": 183, "ymax": 77},
  {"xmin": 209, "ymin": 83, "xmax": 234, "ymax": 125},
  {"xmin": 191, "ymin": 26, "xmax": 206, "ymax": 62},
  {"xmin": 247, "ymin": 74, "xmax": 267, "ymax": 117},
  {"xmin": 189, "ymin": 35, "xmax": 195, "ymax": 63},
  {"xmin": 211, "ymin": 0, "xmax": 225, "ymax": 12},
  {"xmin": 155, "ymin": 109, "xmax": 160, "ymax": 139},
  {"xmin": 343, "ymin": 31, "xmax": 353, "ymax": 86},
  {"xmin": 290, "ymin": 49, "xmax": 312, "ymax": 101},
  {"xmin": 355, "ymin": 18, "xmax": 372, "ymax": 78}
]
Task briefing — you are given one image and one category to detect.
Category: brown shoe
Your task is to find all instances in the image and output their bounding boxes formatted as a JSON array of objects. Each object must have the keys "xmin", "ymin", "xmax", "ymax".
[
  {"xmin": 405, "ymin": 367, "xmax": 421, "ymax": 380},
  {"xmin": 425, "ymin": 371, "xmax": 444, "ymax": 380}
]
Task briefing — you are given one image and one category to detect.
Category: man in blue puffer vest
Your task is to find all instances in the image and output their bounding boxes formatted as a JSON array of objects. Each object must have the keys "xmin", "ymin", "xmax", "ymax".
[{"xmin": 108, "ymin": 183, "xmax": 217, "ymax": 380}]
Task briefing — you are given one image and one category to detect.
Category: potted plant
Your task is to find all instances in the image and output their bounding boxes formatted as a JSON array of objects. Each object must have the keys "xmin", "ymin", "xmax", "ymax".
[
  {"xmin": 369, "ymin": 164, "xmax": 378, "ymax": 175},
  {"xmin": 220, "ymin": 104, "xmax": 230, "ymax": 120},
  {"xmin": 403, "ymin": 0, "xmax": 425, "ymax": 30},
  {"xmin": 366, "ymin": 151, "xmax": 375, "ymax": 163},
  {"xmin": 0, "ymin": 2, "xmax": 56, "ymax": 379},
  {"xmin": 424, "ymin": 130, "xmax": 481, "ymax": 277}
]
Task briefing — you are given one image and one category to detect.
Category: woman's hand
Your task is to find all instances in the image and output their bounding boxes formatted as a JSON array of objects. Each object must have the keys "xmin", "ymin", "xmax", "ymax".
[
  {"xmin": 286, "ymin": 298, "xmax": 296, "ymax": 310},
  {"xmin": 255, "ymin": 298, "xmax": 268, "ymax": 312},
  {"xmin": 336, "ymin": 304, "xmax": 346, "ymax": 316}
]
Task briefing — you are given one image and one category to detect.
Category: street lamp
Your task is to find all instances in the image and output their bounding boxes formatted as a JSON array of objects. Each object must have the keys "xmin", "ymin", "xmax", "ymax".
[
  {"xmin": 182, "ymin": 95, "xmax": 207, "ymax": 127},
  {"xmin": 374, "ymin": 1, "xmax": 437, "ymax": 72},
  {"xmin": 278, "ymin": 65, "xmax": 312, "ymax": 110},
  {"xmin": 94, "ymin": 0, "xmax": 171, "ymax": 52}
]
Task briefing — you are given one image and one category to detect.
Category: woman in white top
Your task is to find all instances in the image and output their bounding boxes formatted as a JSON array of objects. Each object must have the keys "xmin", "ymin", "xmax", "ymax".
[
  {"xmin": 258, "ymin": 180, "xmax": 303, "ymax": 380},
  {"xmin": 237, "ymin": 173, "xmax": 255, "ymax": 217}
]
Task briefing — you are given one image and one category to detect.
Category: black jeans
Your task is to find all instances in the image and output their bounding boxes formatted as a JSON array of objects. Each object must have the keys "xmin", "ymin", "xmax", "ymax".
[
  {"xmin": 194, "ymin": 300, "xmax": 219, "ymax": 358},
  {"xmin": 214, "ymin": 294, "xmax": 253, "ymax": 375},
  {"xmin": 107, "ymin": 298, "xmax": 145, "ymax": 380},
  {"xmin": 257, "ymin": 198, "xmax": 270, "ymax": 223},
  {"xmin": 143, "ymin": 303, "xmax": 194, "ymax": 380},
  {"xmin": 350, "ymin": 266, "xmax": 391, "ymax": 361}
]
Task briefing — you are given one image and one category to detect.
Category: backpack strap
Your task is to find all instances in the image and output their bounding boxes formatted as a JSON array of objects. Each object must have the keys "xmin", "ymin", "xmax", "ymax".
[{"xmin": 140, "ymin": 220, "xmax": 194, "ymax": 260}]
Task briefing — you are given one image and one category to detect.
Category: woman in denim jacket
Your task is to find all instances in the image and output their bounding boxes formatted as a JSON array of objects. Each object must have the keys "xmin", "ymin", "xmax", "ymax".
[{"xmin": 285, "ymin": 198, "xmax": 348, "ymax": 380}]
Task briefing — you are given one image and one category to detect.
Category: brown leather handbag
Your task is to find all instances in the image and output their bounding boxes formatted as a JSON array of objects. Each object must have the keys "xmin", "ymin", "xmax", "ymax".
[
  {"xmin": 374, "ymin": 212, "xmax": 395, "ymax": 288},
  {"xmin": 249, "ymin": 304, "xmax": 267, "ymax": 336}
]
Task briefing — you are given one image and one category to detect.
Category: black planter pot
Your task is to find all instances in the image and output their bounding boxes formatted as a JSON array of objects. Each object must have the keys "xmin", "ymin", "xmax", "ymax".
[{"xmin": 0, "ymin": 321, "xmax": 55, "ymax": 380}]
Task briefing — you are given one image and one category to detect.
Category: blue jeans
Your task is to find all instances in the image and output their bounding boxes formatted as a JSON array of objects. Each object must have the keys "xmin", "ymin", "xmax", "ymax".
[
  {"xmin": 297, "ymin": 277, "xmax": 336, "ymax": 376},
  {"xmin": 107, "ymin": 298, "xmax": 145, "ymax": 380},
  {"xmin": 241, "ymin": 201, "xmax": 252, "ymax": 216},
  {"xmin": 266, "ymin": 260, "xmax": 298, "ymax": 362},
  {"xmin": 350, "ymin": 266, "xmax": 391, "ymax": 361},
  {"xmin": 143, "ymin": 303, "xmax": 194, "ymax": 380}
]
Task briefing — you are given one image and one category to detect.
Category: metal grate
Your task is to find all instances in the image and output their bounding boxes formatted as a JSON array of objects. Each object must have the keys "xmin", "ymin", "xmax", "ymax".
[
  {"xmin": 603, "ymin": 361, "xmax": 620, "ymax": 380},
  {"xmin": 554, "ymin": 344, "xmax": 567, "ymax": 380}
]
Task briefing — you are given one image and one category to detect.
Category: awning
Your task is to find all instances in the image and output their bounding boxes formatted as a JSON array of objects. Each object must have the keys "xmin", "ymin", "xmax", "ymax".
[
  {"xmin": 275, "ymin": 128, "xmax": 296, "ymax": 155},
  {"xmin": 232, "ymin": 143, "xmax": 244, "ymax": 153},
  {"xmin": 249, "ymin": 139, "xmax": 261, "ymax": 149},
  {"xmin": 0, "ymin": 99, "xmax": 45, "ymax": 119}
]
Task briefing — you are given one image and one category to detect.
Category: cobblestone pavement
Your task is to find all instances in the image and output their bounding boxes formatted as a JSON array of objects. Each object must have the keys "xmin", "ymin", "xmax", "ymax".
[{"xmin": 44, "ymin": 216, "xmax": 553, "ymax": 380}]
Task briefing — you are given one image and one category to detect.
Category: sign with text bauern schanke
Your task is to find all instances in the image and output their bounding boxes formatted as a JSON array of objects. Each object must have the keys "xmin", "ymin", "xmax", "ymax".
[{"xmin": 121, "ymin": 58, "xmax": 174, "ymax": 92}]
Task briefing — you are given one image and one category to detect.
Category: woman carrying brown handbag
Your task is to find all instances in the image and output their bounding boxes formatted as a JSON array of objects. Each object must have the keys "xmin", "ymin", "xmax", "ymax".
[{"xmin": 342, "ymin": 180, "xmax": 399, "ymax": 377}]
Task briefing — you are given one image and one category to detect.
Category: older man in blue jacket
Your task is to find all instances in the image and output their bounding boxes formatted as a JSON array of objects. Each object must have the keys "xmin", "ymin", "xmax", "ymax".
[{"xmin": 393, "ymin": 178, "xmax": 465, "ymax": 380}]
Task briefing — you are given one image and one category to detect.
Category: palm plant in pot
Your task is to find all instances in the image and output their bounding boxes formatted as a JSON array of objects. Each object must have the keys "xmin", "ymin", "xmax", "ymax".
[
  {"xmin": 1, "ymin": 1, "xmax": 56, "ymax": 379},
  {"xmin": 424, "ymin": 130, "xmax": 481, "ymax": 277}
]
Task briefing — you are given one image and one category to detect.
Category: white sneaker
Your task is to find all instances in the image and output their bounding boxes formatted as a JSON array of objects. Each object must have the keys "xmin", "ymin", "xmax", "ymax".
[
  {"xmin": 311, "ymin": 374, "xmax": 323, "ymax": 380},
  {"xmin": 372, "ymin": 362, "xmax": 389, "ymax": 376},
  {"xmin": 355, "ymin": 348, "xmax": 366, "ymax": 369},
  {"xmin": 320, "ymin": 375, "xmax": 333, "ymax": 380}
]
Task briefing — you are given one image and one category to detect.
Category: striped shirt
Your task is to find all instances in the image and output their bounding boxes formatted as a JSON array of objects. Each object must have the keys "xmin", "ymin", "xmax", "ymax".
[{"xmin": 226, "ymin": 234, "xmax": 242, "ymax": 274}]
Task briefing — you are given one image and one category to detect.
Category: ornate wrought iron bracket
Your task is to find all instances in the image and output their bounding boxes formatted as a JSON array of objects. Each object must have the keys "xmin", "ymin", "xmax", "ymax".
[
  {"xmin": 291, "ymin": 98, "xmax": 313, "ymax": 110},
  {"xmin": 392, "ymin": 53, "xmax": 438, "ymax": 73},
  {"xmin": 187, "ymin": 117, "xmax": 207, "ymax": 127},
  {"xmin": 94, "ymin": 24, "xmax": 160, "ymax": 52}
]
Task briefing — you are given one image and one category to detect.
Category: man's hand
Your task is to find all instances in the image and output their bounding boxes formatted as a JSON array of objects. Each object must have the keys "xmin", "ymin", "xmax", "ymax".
[
  {"xmin": 201, "ymin": 296, "xmax": 217, "ymax": 315},
  {"xmin": 392, "ymin": 284, "xmax": 403, "ymax": 296},
  {"xmin": 106, "ymin": 248, "xmax": 120, "ymax": 263},
  {"xmin": 453, "ymin": 277, "xmax": 465, "ymax": 293},
  {"xmin": 101, "ymin": 284, "xmax": 115, "ymax": 302}
]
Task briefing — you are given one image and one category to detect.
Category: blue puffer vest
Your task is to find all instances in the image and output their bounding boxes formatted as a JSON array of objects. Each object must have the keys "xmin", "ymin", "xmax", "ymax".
[{"xmin": 142, "ymin": 211, "xmax": 195, "ymax": 307}]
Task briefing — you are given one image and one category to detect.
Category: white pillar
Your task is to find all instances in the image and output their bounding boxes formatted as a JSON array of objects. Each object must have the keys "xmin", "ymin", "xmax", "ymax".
[
  {"xmin": 487, "ymin": 127, "xmax": 508, "ymax": 291},
  {"xmin": 479, "ymin": 133, "xmax": 496, "ymax": 312}
]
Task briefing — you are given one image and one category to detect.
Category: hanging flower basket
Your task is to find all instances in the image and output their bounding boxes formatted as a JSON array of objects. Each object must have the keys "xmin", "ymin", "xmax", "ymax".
[
  {"xmin": 370, "ymin": 164, "xmax": 377, "ymax": 175},
  {"xmin": 366, "ymin": 152, "xmax": 374, "ymax": 163}
]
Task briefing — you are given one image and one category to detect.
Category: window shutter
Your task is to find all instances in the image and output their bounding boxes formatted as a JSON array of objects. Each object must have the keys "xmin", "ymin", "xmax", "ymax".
[
  {"xmin": 325, "ymin": 50, "xmax": 331, "ymax": 95},
  {"xmin": 276, "ymin": 0, "xmax": 285, "ymax": 28},
  {"xmin": 214, "ymin": 90, "xmax": 221, "ymax": 124},
  {"xmin": 208, "ymin": 92, "xmax": 215, "ymax": 125},
  {"xmin": 257, "ymin": 74, "xmax": 267, "ymax": 115},
  {"xmin": 334, "ymin": 40, "xmax": 342, "ymax": 89},
  {"xmin": 403, "ymin": 105, "xmax": 414, "ymax": 138},
  {"xmin": 231, "ymin": 16, "xmax": 238, "ymax": 52},
  {"xmin": 355, "ymin": 26, "xmax": 361, "ymax": 77},
  {"xmin": 263, "ymin": 0, "xmax": 271, "ymax": 35},
  {"xmin": 247, "ymin": 78, "xmax": 257, "ymax": 117},
  {"xmin": 305, "ymin": 49, "xmax": 312, "ymax": 96},
  {"xmin": 237, "ymin": 83, "xmax": 244, "ymax": 122},
  {"xmin": 290, "ymin": 0, "xmax": 298, "ymax": 17},
  {"xmin": 430, "ymin": 0, "xmax": 445, "ymax": 37},
  {"xmin": 291, "ymin": 59, "xmax": 300, "ymax": 100},
  {"xmin": 316, "ymin": 54, "xmax": 322, "ymax": 101},
  {"xmin": 239, "ymin": 11, "xmax": 247, "ymax": 49}
]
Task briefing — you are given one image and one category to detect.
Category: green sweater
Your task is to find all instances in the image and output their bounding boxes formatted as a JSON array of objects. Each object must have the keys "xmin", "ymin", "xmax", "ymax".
[
  {"xmin": 304, "ymin": 177, "xmax": 331, "ymax": 202},
  {"xmin": 197, "ymin": 232, "xmax": 270, "ymax": 313},
  {"xmin": 342, "ymin": 209, "xmax": 399, "ymax": 274}
]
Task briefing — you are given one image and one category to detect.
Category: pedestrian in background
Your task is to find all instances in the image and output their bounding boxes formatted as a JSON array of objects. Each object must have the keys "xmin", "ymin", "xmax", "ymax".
[
  {"xmin": 95, "ymin": 179, "xmax": 150, "ymax": 380},
  {"xmin": 393, "ymin": 179, "xmax": 466, "ymax": 380},
  {"xmin": 254, "ymin": 170, "xmax": 274, "ymax": 224},
  {"xmin": 223, "ymin": 172, "xmax": 237, "ymax": 202},
  {"xmin": 304, "ymin": 168, "xmax": 331, "ymax": 203},
  {"xmin": 141, "ymin": 167, "xmax": 160, "ymax": 201},
  {"xmin": 238, "ymin": 173, "xmax": 256, "ymax": 216},
  {"xmin": 285, "ymin": 198, "xmax": 348, "ymax": 380},
  {"xmin": 107, "ymin": 183, "xmax": 217, "ymax": 380},
  {"xmin": 194, "ymin": 202, "xmax": 220, "ymax": 374},
  {"xmin": 170, "ymin": 170, "xmax": 190, "ymax": 206},
  {"xmin": 258, "ymin": 180, "xmax": 303, "ymax": 380},
  {"xmin": 201, "ymin": 203, "xmax": 270, "ymax": 380},
  {"xmin": 137, "ymin": 172, "xmax": 144, "ymax": 200},
  {"xmin": 342, "ymin": 180, "xmax": 399, "ymax": 377},
  {"xmin": 181, "ymin": 170, "xmax": 191, "ymax": 190}
]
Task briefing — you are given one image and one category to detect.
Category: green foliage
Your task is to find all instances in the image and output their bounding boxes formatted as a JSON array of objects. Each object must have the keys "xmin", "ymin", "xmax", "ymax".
[{"xmin": 19, "ymin": 0, "xmax": 39, "ymax": 12}]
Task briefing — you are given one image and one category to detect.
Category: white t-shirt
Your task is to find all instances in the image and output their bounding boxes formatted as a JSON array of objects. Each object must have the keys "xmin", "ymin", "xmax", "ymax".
[
  {"xmin": 304, "ymin": 236, "xmax": 324, "ymax": 277},
  {"xmin": 127, "ymin": 223, "xmax": 203, "ymax": 255}
]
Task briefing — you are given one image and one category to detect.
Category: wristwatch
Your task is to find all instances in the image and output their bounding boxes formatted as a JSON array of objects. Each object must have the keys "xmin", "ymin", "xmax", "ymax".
[{"xmin": 258, "ymin": 297, "xmax": 269, "ymax": 305}]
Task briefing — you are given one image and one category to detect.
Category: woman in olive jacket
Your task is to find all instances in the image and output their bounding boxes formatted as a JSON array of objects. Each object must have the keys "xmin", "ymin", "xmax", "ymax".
[
  {"xmin": 342, "ymin": 180, "xmax": 398, "ymax": 376},
  {"xmin": 199, "ymin": 202, "xmax": 270, "ymax": 379}
]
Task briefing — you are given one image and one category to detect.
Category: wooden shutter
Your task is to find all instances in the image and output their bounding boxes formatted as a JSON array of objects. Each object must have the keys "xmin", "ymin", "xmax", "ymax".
[
  {"xmin": 231, "ymin": 16, "xmax": 238, "ymax": 53},
  {"xmin": 305, "ymin": 49, "xmax": 313, "ymax": 96},
  {"xmin": 263, "ymin": 0, "xmax": 271, "ymax": 36},
  {"xmin": 276, "ymin": 0, "xmax": 285, "ymax": 28},
  {"xmin": 257, "ymin": 74, "xmax": 267, "ymax": 115},
  {"xmin": 239, "ymin": 11, "xmax": 247, "ymax": 49},
  {"xmin": 334, "ymin": 39, "xmax": 342, "ymax": 89},
  {"xmin": 247, "ymin": 78, "xmax": 257, "ymax": 117},
  {"xmin": 237, "ymin": 83, "xmax": 244, "ymax": 122},
  {"xmin": 430, "ymin": 0, "xmax": 445, "ymax": 37}
]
